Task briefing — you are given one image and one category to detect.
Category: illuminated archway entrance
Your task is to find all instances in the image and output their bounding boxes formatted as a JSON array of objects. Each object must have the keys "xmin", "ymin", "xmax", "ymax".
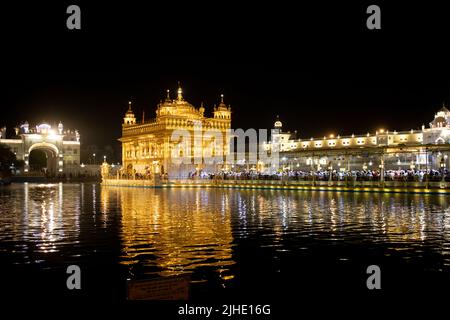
[{"xmin": 28, "ymin": 143, "xmax": 59, "ymax": 175}]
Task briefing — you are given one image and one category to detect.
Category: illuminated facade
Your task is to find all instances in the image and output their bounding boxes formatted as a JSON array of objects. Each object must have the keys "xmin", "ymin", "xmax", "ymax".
[
  {"xmin": 119, "ymin": 85, "xmax": 231, "ymax": 178},
  {"xmin": 263, "ymin": 106, "xmax": 450, "ymax": 172},
  {"xmin": 0, "ymin": 122, "xmax": 80, "ymax": 174}
]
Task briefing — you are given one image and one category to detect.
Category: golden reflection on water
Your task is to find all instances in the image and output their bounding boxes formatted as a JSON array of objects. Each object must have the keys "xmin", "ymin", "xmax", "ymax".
[
  {"xmin": 99, "ymin": 186, "xmax": 450, "ymax": 280},
  {"xmin": 101, "ymin": 187, "xmax": 235, "ymax": 277},
  {"xmin": 3, "ymin": 183, "xmax": 450, "ymax": 277}
]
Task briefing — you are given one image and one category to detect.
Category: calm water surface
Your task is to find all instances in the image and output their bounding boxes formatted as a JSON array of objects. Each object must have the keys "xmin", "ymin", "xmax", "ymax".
[{"xmin": 1, "ymin": 183, "xmax": 450, "ymax": 301}]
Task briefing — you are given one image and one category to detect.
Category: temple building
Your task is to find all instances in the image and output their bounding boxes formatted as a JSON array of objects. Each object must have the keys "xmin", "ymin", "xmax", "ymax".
[
  {"xmin": 119, "ymin": 84, "xmax": 232, "ymax": 178},
  {"xmin": 0, "ymin": 122, "xmax": 80, "ymax": 174},
  {"xmin": 263, "ymin": 105, "xmax": 450, "ymax": 173}
]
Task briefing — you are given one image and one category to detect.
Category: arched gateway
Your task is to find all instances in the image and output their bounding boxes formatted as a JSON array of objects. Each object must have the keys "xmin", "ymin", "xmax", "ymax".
[
  {"xmin": 28, "ymin": 142, "xmax": 60, "ymax": 174},
  {"xmin": 0, "ymin": 122, "xmax": 80, "ymax": 175}
]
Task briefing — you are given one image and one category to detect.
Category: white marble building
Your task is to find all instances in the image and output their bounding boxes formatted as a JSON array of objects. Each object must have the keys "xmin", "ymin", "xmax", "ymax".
[{"xmin": 0, "ymin": 122, "xmax": 80, "ymax": 174}]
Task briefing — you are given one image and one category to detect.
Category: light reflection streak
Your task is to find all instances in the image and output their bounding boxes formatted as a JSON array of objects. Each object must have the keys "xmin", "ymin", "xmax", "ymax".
[
  {"xmin": 14, "ymin": 183, "xmax": 81, "ymax": 257},
  {"xmin": 1, "ymin": 183, "xmax": 450, "ymax": 286},
  {"xmin": 107, "ymin": 187, "xmax": 235, "ymax": 279}
]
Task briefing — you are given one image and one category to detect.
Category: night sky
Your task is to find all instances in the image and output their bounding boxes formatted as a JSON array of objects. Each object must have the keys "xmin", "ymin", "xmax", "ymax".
[{"xmin": 3, "ymin": 2, "xmax": 450, "ymax": 148}]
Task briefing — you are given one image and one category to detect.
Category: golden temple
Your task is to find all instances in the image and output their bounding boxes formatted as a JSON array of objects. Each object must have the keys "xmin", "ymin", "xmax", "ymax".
[{"xmin": 119, "ymin": 84, "xmax": 231, "ymax": 178}]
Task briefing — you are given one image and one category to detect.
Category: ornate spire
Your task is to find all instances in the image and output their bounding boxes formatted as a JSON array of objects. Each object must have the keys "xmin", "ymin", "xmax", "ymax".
[
  {"xmin": 216, "ymin": 93, "xmax": 229, "ymax": 111},
  {"xmin": 124, "ymin": 101, "xmax": 136, "ymax": 125},
  {"xmin": 177, "ymin": 82, "xmax": 183, "ymax": 101},
  {"xmin": 166, "ymin": 89, "xmax": 171, "ymax": 102}
]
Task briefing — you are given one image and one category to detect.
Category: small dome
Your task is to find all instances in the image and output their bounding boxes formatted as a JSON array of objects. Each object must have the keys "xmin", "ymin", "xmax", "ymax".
[
  {"xmin": 439, "ymin": 106, "xmax": 450, "ymax": 113},
  {"xmin": 125, "ymin": 102, "xmax": 134, "ymax": 115},
  {"xmin": 274, "ymin": 115, "xmax": 282, "ymax": 128}
]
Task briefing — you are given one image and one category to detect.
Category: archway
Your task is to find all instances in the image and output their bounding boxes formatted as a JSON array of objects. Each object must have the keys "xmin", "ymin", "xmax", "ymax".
[
  {"xmin": 435, "ymin": 137, "xmax": 446, "ymax": 144},
  {"xmin": 28, "ymin": 143, "xmax": 59, "ymax": 176}
]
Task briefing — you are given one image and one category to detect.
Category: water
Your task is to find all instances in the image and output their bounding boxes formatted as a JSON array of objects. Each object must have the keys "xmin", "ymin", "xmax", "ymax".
[{"xmin": 1, "ymin": 183, "xmax": 450, "ymax": 303}]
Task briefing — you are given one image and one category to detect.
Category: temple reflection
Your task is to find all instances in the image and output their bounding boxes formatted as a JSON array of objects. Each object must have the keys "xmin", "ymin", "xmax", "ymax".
[
  {"xmin": 2, "ymin": 182, "xmax": 450, "ymax": 298},
  {"xmin": 102, "ymin": 186, "xmax": 450, "ymax": 279},
  {"xmin": 102, "ymin": 186, "xmax": 235, "ymax": 277}
]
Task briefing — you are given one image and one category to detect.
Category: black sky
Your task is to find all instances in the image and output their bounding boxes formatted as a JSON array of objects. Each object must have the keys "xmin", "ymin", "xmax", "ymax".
[{"xmin": 3, "ymin": 1, "xmax": 450, "ymax": 148}]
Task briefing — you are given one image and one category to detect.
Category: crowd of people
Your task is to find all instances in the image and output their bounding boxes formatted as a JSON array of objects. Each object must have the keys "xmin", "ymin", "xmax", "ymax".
[
  {"xmin": 116, "ymin": 167, "xmax": 449, "ymax": 183},
  {"xmin": 188, "ymin": 168, "xmax": 449, "ymax": 182}
]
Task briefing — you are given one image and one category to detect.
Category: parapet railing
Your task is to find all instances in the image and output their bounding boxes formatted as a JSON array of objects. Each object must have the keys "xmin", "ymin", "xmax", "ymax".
[
  {"xmin": 166, "ymin": 178, "xmax": 448, "ymax": 189},
  {"xmin": 102, "ymin": 174, "xmax": 449, "ymax": 189}
]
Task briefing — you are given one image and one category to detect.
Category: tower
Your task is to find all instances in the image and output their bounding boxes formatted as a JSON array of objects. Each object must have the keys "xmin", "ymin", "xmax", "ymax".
[
  {"xmin": 177, "ymin": 82, "xmax": 183, "ymax": 101},
  {"xmin": 199, "ymin": 102, "xmax": 205, "ymax": 117},
  {"xmin": 123, "ymin": 101, "xmax": 136, "ymax": 125},
  {"xmin": 213, "ymin": 94, "xmax": 231, "ymax": 119},
  {"xmin": 430, "ymin": 104, "xmax": 450, "ymax": 129}
]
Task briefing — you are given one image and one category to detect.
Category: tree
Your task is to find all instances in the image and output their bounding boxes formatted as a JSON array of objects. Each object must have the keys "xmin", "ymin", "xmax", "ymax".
[{"xmin": 0, "ymin": 143, "xmax": 24, "ymax": 178}]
